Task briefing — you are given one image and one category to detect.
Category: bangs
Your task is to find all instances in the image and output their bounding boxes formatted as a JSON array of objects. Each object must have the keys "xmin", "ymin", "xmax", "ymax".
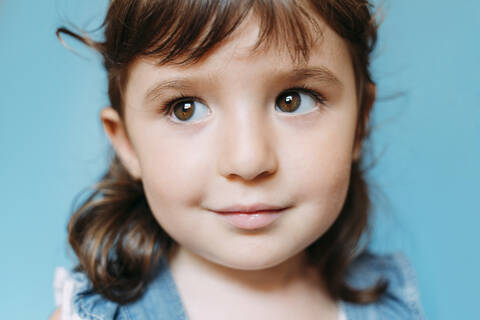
[{"xmin": 104, "ymin": 0, "xmax": 323, "ymax": 66}]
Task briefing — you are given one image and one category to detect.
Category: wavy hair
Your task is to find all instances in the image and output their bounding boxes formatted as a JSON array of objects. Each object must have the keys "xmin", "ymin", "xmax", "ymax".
[{"xmin": 58, "ymin": 0, "xmax": 386, "ymax": 305}]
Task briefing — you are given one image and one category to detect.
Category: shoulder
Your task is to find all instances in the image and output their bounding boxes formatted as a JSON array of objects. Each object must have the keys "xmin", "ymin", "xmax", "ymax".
[
  {"xmin": 53, "ymin": 267, "xmax": 127, "ymax": 320},
  {"xmin": 49, "ymin": 308, "xmax": 61, "ymax": 320},
  {"xmin": 53, "ymin": 258, "xmax": 187, "ymax": 320},
  {"xmin": 341, "ymin": 251, "xmax": 426, "ymax": 320}
]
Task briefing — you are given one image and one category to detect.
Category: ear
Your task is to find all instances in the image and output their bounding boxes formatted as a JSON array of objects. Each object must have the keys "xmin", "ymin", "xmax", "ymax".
[
  {"xmin": 100, "ymin": 107, "xmax": 141, "ymax": 179},
  {"xmin": 353, "ymin": 83, "xmax": 375, "ymax": 161}
]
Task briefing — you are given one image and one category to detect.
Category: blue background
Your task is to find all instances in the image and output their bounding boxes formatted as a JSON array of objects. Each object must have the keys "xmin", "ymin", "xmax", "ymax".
[{"xmin": 1, "ymin": 0, "xmax": 479, "ymax": 318}]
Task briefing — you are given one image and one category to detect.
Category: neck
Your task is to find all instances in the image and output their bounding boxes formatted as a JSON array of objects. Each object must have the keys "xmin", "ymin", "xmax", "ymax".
[
  {"xmin": 167, "ymin": 245, "xmax": 325, "ymax": 295},
  {"xmin": 166, "ymin": 245, "xmax": 339, "ymax": 319}
]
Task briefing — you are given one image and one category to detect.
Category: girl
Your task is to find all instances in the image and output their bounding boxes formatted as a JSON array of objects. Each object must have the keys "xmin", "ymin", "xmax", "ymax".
[{"xmin": 52, "ymin": 0, "xmax": 425, "ymax": 319}]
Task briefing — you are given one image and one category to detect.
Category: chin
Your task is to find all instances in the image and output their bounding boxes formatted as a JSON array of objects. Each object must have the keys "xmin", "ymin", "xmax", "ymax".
[{"xmin": 207, "ymin": 246, "xmax": 303, "ymax": 271}]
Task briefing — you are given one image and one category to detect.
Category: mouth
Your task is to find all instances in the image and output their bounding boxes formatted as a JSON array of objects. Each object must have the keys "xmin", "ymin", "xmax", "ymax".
[{"xmin": 210, "ymin": 203, "xmax": 289, "ymax": 230}]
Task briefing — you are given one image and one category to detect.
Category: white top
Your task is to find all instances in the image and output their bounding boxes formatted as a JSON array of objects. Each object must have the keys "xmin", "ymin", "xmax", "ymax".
[
  {"xmin": 54, "ymin": 267, "xmax": 348, "ymax": 320},
  {"xmin": 54, "ymin": 267, "xmax": 83, "ymax": 320},
  {"xmin": 338, "ymin": 306, "xmax": 347, "ymax": 320}
]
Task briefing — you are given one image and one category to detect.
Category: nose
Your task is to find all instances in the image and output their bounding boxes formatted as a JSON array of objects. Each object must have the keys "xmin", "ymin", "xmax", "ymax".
[{"xmin": 216, "ymin": 110, "xmax": 278, "ymax": 182}]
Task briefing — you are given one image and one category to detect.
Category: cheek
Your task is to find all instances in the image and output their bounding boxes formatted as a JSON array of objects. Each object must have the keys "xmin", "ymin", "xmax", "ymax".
[
  {"xmin": 283, "ymin": 117, "xmax": 355, "ymax": 199},
  {"xmin": 135, "ymin": 132, "xmax": 212, "ymax": 214},
  {"xmin": 292, "ymin": 143, "xmax": 352, "ymax": 223},
  {"xmin": 279, "ymin": 113, "xmax": 356, "ymax": 231}
]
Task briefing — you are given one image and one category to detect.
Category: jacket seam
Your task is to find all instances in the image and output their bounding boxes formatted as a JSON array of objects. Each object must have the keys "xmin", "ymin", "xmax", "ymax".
[
  {"xmin": 392, "ymin": 253, "xmax": 425, "ymax": 319},
  {"xmin": 77, "ymin": 299, "xmax": 104, "ymax": 320},
  {"xmin": 120, "ymin": 305, "xmax": 133, "ymax": 320}
]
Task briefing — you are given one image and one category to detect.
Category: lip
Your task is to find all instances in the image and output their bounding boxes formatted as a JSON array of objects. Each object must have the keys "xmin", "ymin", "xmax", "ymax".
[
  {"xmin": 210, "ymin": 203, "xmax": 289, "ymax": 230},
  {"xmin": 212, "ymin": 203, "xmax": 287, "ymax": 214}
]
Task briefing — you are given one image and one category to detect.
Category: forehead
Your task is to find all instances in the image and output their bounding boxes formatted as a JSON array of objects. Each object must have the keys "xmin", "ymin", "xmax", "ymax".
[
  {"xmin": 125, "ymin": 13, "xmax": 354, "ymax": 104},
  {"xmin": 192, "ymin": 12, "xmax": 320, "ymax": 65},
  {"xmin": 132, "ymin": 12, "xmax": 350, "ymax": 76},
  {"xmin": 122, "ymin": 0, "xmax": 323, "ymax": 66},
  {"xmin": 216, "ymin": 13, "xmax": 349, "ymax": 67}
]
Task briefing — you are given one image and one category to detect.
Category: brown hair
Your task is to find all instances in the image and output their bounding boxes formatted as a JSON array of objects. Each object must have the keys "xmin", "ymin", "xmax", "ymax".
[{"xmin": 58, "ymin": 0, "xmax": 386, "ymax": 305}]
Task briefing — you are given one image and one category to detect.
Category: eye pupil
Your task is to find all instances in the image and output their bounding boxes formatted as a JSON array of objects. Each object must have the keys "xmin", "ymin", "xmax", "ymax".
[
  {"xmin": 173, "ymin": 101, "xmax": 194, "ymax": 120},
  {"xmin": 277, "ymin": 92, "xmax": 301, "ymax": 112}
]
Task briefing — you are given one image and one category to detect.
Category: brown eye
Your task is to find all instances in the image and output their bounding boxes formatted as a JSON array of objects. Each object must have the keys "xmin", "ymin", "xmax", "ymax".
[
  {"xmin": 169, "ymin": 99, "xmax": 210, "ymax": 122},
  {"xmin": 275, "ymin": 90, "xmax": 320, "ymax": 114},
  {"xmin": 276, "ymin": 91, "xmax": 301, "ymax": 112},
  {"xmin": 173, "ymin": 101, "xmax": 194, "ymax": 121}
]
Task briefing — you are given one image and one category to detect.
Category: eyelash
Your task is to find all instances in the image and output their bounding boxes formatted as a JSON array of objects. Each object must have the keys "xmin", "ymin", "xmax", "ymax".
[
  {"xmin": 285, "ymin": 85, "xmax": 327, "ymax": 106},
  {"xmin": 158, "ymin": 85, "xmax": 327, "ymax": 117},
  {"xmin": 159, "ymin": 94, "xmax": 201, "ymax": 117}
]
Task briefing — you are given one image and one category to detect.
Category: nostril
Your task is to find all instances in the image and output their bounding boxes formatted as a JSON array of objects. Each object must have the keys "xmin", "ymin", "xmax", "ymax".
[
  {"xmin": 216, "ymin": 120, "xmax": 278, "ymax": 181},
  {"xmin": 225, "ymin": 165, "xmax": 277, "ymax": 182},
  {"xmin": 257, "ymin": 170, "xmax": 274, "ymax": 180}
]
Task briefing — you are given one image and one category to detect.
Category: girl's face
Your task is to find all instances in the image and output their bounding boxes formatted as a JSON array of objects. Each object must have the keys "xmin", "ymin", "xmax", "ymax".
[{"xmin": 103, "ymin": 14, "xmax": 361, "ymax": 270}]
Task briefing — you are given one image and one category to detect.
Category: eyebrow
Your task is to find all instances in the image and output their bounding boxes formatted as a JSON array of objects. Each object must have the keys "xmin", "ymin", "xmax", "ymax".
[
  {"xmin": 286, "ymin": 66, "xmax": 343, "ymax": 88},
  {"xmin": 144, "ymin": 66, "xmax": 343, "ymax": 104},
  {"xmin": 144, "ymin": 79, "xmax": 195, "ymax": 104}
]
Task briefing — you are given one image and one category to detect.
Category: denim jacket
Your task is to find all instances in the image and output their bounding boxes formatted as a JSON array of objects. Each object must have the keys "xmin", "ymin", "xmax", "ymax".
[{"xmin": 55, "ymin": 251, "xmax": 425, "ymax": 319}]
